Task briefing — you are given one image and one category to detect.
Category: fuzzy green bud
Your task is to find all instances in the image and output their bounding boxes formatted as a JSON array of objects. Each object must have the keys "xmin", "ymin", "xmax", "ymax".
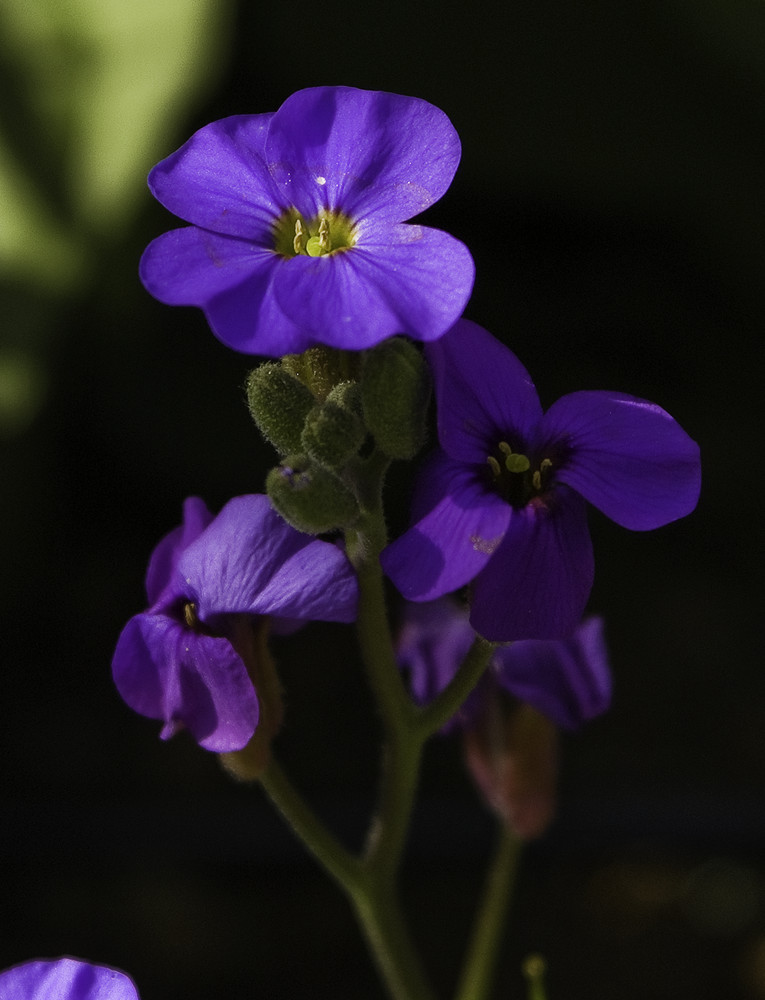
[
  {"xmin": 266, "ymin": 455, "xmax": 359, "ymax": 534},
  {"xmin": 301, "ymin": 382, "xmax": 366, "ymax": 470},
  {"xmin": 246, "ymin": 363, "xmax": 315, "ymax": 455},
  {"xmin": 360, "ymin": 337, "xmax": 431, "ymax": 459}
]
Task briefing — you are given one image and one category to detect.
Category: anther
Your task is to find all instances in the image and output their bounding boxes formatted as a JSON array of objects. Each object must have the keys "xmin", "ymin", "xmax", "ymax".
[
  {"xmin": 487, "ymin": 455, "xmax": 501, "ymax": 477},
  {"xmin": 183, "ymin": 602, "xmax": 199, "ymax": 629},
  {"xmin": 532, "ymin": 470, "xmax": 541, "ymax": 491},
  {"xmin": 319, "ymin": 216, "xmax": 330, "ymax": 251},
  {"xmin": 498, "ymin": 441, "xmax": 512, "ymax": 456},
  {"xmin": 293, "ymin": 218, "xmax": 304, "ymax": 255}
]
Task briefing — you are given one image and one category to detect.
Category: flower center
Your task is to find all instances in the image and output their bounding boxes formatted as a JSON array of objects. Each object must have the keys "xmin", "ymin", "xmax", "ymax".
[
  {"xmin": 272, "ymin": 208, "xmax": 357, "ymax": 259},
  {"xmin": 486, "ymin": 441, "xmax": 554, "ymax": 507}
]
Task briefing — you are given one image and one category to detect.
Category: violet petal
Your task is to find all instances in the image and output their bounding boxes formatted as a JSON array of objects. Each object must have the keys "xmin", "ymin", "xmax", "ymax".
[
  {"xmin": 495, "ymin": 616, "xmax": 612, "ymax": 729},
  {"xmin": 382, "ymin": 453, "xmax": 511, "ymax": 601},
  {"xmin": 426, "ymin": 319, "xmax": 543, "ymax": 463},
  {"xmin": 178, "ymin": 495, "xmax": 358, "ymax": 624},
  {"xmin": 147, "ymin": 114, "xmax": 280, "ymax": 239},
  {"xmin": 265, "ymin": 87, "xmax": 462, "ymax": 224},
  {"xmin": 272, "ymin": 225, "xmax": 474, "ymax": 348},
  {"xmin": 539, "ymin": 390, "xmax": 701, "ymax": 530},
  {"xmin": 145, "ymin": 497, "xmax": 213, "ymax": 608},
  {"xmin": 112, "ymin": 613, "xmax": 258, "ymax": 753},
  {"xmin": 0, "ymin": 959, "xmax": 139, "ymax": 1000},
  {"xmin": 470, "ymin": 489, "xmax": 594, "ymax": 641}
]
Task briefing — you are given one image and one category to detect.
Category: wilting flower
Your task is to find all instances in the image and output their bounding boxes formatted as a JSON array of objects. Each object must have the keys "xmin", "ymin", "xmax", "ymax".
[
  {"xmin": 0, "ymin": 958, "xmax": 139, "ymax": 1000},
  {"xmin": 396, "ymin": 598, "xmax": 612, "ymax": 837},
  {"xmin": 382, "ymin": 319, "xmax": 701, "ymax": 641},
  {"xmin": 112, "ymin": 494, "xmax": 358, "ymax": 752},
  {"xmin": 140, "ymin": 86, "xmax": 474, "ymax": 356}
]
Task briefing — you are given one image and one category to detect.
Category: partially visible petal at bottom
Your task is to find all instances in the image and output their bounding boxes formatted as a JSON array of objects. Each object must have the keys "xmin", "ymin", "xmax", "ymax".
[
  {"xmin": 0, "ymin": 959, "xmax": 140, "ymax": 1000},
  {"xmin": 470, "ymin": 489, "xmax": 594, "ymax": 641}
]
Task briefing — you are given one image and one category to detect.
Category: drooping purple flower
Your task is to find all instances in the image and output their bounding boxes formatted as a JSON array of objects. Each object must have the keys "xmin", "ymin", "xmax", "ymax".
[
  {"xmin": 0, "ymin": 958, "xmax": 139, "ymax": 1000},
  {"xmin": 140, "ymin": 86, "xmax": 474, "ymax": 356},
  {"xmin": 396, "ymin": 597, "xmax": 612, "ymax": 732},
  {"xmin": 382, "ymin": 319, "xmax": 701, "ymax": 641},
  {"xmin": 396, "ymin": 598, "xmax": 611, "ymax": 838},
  {"xmin": 112, "ymin": 494, "xmax": 358, "ymax": 752}
]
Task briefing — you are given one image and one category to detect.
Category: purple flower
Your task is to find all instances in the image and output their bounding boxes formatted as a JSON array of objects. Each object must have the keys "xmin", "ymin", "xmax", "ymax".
[
  {"xmin": 112, "ymin": 494, "xmax": 358, "ymax": 752},
  {"xmin": 0, "ymin": 958, "xmax": 139, "ymax": 1000},
  {"xmin": 140, "ymin": 86, "xmax": 474, "ymax": 356},
  {"xmin": 382, "ymin": 319, "xmax": 701, "ymax": 641},
  {"xmin": 396, "ymin": 598, "xmax": 612, "ymax": 732}
]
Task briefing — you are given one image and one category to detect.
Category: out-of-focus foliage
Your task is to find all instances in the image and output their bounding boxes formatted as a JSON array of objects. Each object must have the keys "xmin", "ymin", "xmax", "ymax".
[{"xmin": 0, "ymin": 0, "xmax": 232, "ymax": 290}]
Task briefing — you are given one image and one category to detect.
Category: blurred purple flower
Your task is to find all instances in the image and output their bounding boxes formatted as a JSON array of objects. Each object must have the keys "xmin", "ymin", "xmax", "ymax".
[
  {"xmin": 112, "ymin": 494, "xmax": 358, "ymax": 752},
  {"xmin": 0, "ymin": 958, "xmax": 139, "ymax": 1000},
  {"xmin": 396, "ymin": 597, "xmax": 612, "ymax": 732},
  {"xmin": 140, "ymin": 86, "xmax": 474, "ymax": 356},
  {"xmin": 382, "ymin": 319, "xmax": 701, "ymax": 641}
]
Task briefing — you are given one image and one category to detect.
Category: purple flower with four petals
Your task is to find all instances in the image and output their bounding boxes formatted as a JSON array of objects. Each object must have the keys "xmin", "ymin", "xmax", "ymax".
[
  {"xmin": 0, "ymin": 958, "xmax": 139, "ymax": 1000},
  {"xmin": 140, "ymin": 86, "xmax": 474, "ymax": 356},
  {"xmin": 382, "ymin": 319, "xmax": 701, "ymax": 641},
  {"xmin": 112, "ymin": 494, "xmax": 358, "ymax": 752},
  {"xmin": 396, "ymin": 598, "xmax": 612, "ymax": 732}
]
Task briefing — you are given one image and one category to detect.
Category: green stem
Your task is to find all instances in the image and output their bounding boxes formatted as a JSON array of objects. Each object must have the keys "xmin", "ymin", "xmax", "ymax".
[
  {"xmin": 454, "ymin": 825, "xmax": 523, "ymax": 1000},
  {"xmin": 415, "ymin": 636, "xmax": 495, "ymax": 740},
  {"xmin": 259, "ymin": 758, "xmax": 360, "ymax": 891}
]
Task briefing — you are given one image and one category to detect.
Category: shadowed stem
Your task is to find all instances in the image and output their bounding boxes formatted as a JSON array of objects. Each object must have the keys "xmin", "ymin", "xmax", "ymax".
[{"xmin": 454, "ymin": 825, "xmax": 523, "ymax": 1000}]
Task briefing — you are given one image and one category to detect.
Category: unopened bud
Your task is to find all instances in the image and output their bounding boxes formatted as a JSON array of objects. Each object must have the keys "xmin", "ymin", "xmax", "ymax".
[
  {"xmin": 360, "ymin": 337, "xmax": 431, "ymax": 459},
  {"xmin": 463, "ymin": 695, "xmax": 558, "ymax": 839},
  {"xmin": 301, "ymin": 384, "xmax": 366, "ymax": 470},
  {"xmin": 266, "ymin": 454, "xmax": 359, "ymax": 534},
  {"xmin": 246, "ymin": 363, "xmax": 315, "ymax": 455}
]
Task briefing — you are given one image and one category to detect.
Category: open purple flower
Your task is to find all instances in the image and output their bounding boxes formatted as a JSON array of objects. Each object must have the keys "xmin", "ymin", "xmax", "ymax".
[
  {"xmin": 0, "ymin": 958, "xmax": 139, "ymax": 1000},
  {"xmin": 382, "ymin": 319, "xmax": 701, "ymax": 641},
  {"xmin": 140, "ymin": 86, "xmax": 474, "ymax": 356},
  {"xmin": 396, "ymin": 598, "xmax": 612, "ymax": 732},
  {"xmin": 112, "ymin": 494, "xmax": 358, "ymax": 752}
]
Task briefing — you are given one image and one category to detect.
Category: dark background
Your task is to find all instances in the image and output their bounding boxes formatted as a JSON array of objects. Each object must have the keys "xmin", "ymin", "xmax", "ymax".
[{"xmin": 1, "ymin": 0, "xmax": 763, "ymax": 997}]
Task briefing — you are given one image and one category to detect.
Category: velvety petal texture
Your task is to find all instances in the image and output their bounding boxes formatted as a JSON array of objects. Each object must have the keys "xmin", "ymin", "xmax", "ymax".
[
  {"xmin": 0, "ymin": 959, "xmax": 139, "ymax": 1000},
  {"xmin": 383, "ymin": 320, "xmax": 700, "ymax": 641},
  {"xmin": 538, "ymin": 390, "xmax": 701, "ymax": 530},
  {"xmin": 112, "ymin": 494, "xmax": 358, "ymax": 752},
  {"xmin": 395, "ymin": 598, "xmax": 612, "ymax": 733},
  {"xmin": 140, "ymin": 86, "xmax": 474, "ymax": 355},
  {"xmin": 178, "ymin": 495, "xmax": 358, "ymax": 625}
]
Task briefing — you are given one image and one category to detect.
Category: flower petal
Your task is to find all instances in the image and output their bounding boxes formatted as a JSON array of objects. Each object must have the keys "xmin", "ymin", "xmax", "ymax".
[
  {"xmin": 470, "ymin": 488, "xmax": 594, "ymax": 641},
  {"xmin": 381, "ymin": 452, "xmax": 511, "ymax": 601},
  {"xmin": 272, "ymin": 224, "xmax": 474, "ymax": 348},
  {"xmin": 145, "ymin": 497, "xmax": 213, "ymax": 608},
  {"xmin": 178, "ymin": 495, "xmax": 358, "ymax": 624},
  {"xmin": 148, "ymin": 114, "xmax": 280, "ymax": 239},
  {"xmin": 112, "ymin": 613, "xmax": 259, "ymax": 753},
  {"xmin": 426, "ymin": 319, "xmax": 543, "ymax": 463},
  {"xmin": 494, "ymin": 616, "xmax": 612, "ymax": 729},
  {"xmin": 139, "ymin": 229, "xmax": 308, "ymax": 355},
  {"xmin": 265, "ymin": 87, "xmax": 462, "ymax": 224},
  {"xmin": 539, "ymin": 390, "xmax": 701, "ymax": 530},
  {"xmin": 0, "ymin": 959, "xmax": 140, "ymax": 1000}
]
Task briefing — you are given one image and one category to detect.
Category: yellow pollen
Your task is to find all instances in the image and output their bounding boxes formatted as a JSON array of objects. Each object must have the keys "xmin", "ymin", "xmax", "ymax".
[
  {"xmin": 183, "ymin": 602, "xmax": 199, "ymax": 629},
  {"xmin": 293, "ymin": 219, "xmax": 304, "ymax": 255},
  {"xmin": 487, "ymin": 455, "xmax": 502, "ymax": 477}
]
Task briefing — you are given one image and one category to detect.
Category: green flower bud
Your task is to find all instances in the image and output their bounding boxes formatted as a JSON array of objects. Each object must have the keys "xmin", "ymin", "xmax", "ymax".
[
  {"xmin": 361, "ymin": 337, "xmax": 431, "ymax": 459},
  {"xmin": 266, "ymin": 455, "xmax": 359, "ymax": 534},
  {"xmin": 246, "ymin": 363, "xmax": 315, "ymax": 455},
  {"xmin": 301, "ymin": 385, "xmax": 366, "ymax": 470},
  {"xmin": 281, "ymin": 347, "xmax": 361, "ymax": 401}
]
